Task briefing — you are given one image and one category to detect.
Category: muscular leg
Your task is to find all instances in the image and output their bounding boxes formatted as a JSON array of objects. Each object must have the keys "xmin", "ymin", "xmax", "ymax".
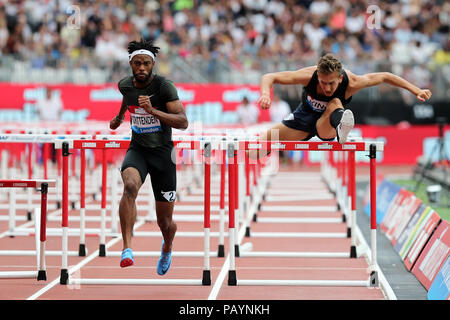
[
  {"xmin": 155, "ymin": 201, "xmax": 177, "ymax": 253},
  {"xmin": 250, "ymin": 122, "xmax": 311, "ymax": 160},
  {"xmin": 316, "ymin": 98, "xmax": 343, "ymax": 140},
  {"xmin": 119, "ymin": 167, "xmax": 142, "ymax": 250}
]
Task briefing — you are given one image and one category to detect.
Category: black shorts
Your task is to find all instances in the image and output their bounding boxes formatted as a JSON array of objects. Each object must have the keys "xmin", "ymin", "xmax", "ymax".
[
  {"xmin": 121, "ymin": 141, "xmax": 176, "ymax": 202},
  {"xmin": 281, "ymin": 103, "xmax": 335, "ymax": 141}
]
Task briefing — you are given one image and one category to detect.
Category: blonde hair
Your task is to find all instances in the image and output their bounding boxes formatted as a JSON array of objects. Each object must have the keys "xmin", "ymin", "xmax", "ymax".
[{"xmin": 317, "ymin": 53, "xmax": 342, "ymax": 75}]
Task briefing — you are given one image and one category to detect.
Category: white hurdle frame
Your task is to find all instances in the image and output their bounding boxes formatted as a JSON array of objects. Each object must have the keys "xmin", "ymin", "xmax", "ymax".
[
  {"xmin": 0, "ymin": 133, "xmax": 92, "ymax": 235},
  {"xmin": 55, "ymin": 138, "xmax": 214, "ymax": 286},
  {"xmin": 236, "ymin": 138, "xmax": 358, "ymax": 258},
  {"xmin": 226, "ymin": 139, "xmax": 383, "ymax": 287},
  {"xmin": 0, "ymin": 179, "xmax": 55, "ymax": 280}
]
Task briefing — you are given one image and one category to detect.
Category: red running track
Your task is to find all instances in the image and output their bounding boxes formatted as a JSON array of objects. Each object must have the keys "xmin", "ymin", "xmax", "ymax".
[{"xmin": 0, "ymin": 164, "xmax": 387, "ymax": 300}]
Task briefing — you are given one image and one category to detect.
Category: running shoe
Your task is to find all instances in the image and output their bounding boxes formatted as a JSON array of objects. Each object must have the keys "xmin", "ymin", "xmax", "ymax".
[
  {"xmin": 157, "ymin": 240, "xmax": 172, "ymax": 275},
  {"xmin": 336, "ymin": 109, "xmax": 354, "ymax": 144},
  {"xmin": 120, "ymin": 248, "xmax": 134, "ymax": 268}
]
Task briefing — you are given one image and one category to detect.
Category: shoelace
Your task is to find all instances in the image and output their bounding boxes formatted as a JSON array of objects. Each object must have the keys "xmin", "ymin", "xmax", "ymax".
[{"xmin": 161, "ymin": 253, "xmax": 170, "ymax": 262}]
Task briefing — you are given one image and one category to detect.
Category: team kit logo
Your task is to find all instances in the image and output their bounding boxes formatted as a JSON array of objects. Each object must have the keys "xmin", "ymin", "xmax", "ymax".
[
  {"xmin": 306, "ymin": 94, "xmax": 328, "ymax": 112},
  {"xmin": 161, "ymin": 190, "xmax": 176, "ymax": 202}
]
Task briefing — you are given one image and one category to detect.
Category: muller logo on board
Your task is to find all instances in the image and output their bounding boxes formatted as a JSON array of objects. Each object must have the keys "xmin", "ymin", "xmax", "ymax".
[{"xmin": 105, "ymin": 142, "xmax": 121, "ymax": 148}]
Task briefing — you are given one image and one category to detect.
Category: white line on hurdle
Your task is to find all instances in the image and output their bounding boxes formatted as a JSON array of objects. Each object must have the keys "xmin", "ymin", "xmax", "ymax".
[
  {"xmin": 68, "ymin": 278, "xmax": 203, "ymax": 286},
  {"xmin": 255, "ymin": 217, "xmax": 342, "ymax": 223},
  {"xmin": 0, "ymin": 216, "xmax": 29, "ymax": 221},
  {"xmin": 0, "ymin": 271, "xmax": 38, "ymax": 279},
  {"xmin": 263, "ymin": 194, "xmax": 334, "ymax": 201},
  {"xmin": 0, "ymin": 250, "xmax": 81, "ymax": 256},
  {"xmin": 236, "ymin": 279, "xmax": 370, "ymax": 287},
  {"xmin": 260, "ymin": 205, "xmax": 337, "ymax": 212},
  {"xmin": 5, "ymin": 227, "xmax": 118, "ymax": 237},
  {"xmin": 0, "ymin": 203, "xmax": 59, "ymax": 210},
  {"xmin": 248, "ymin": 232, "xmax": 347, "ymax": 238},
  {"xmin": 239, "ymin": 251, "xmax": 350, "ymax": 258},
  {"xmin": 264, "ymin": 189, "xmax": 331, "ymax": 195},
  {"xmin": 104, "ymin": 251, "xmax": 219, "ymax": 258},
  {"xmin": 131, "ymin": 231, "xmax": 229, "ymax": 238}
]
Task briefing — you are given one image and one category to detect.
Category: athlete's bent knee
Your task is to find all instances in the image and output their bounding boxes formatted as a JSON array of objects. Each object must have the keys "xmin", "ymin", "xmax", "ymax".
[
  {"xmin": 123, "ymin": 181, "xmax": 139, "ymax": 199},
  {"xmin": 327, "ymin": 98, "xmax": 343, "ymax": 108}
]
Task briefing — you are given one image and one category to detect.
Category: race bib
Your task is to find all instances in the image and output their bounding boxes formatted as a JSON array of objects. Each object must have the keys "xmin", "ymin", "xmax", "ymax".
[
  {"xmin": 129, "ymin": 105, "xmax": 162, "ymax": 134},
  {"xmin": 306, "ymin": 94, "xmax": 328, "ymax": 112}
]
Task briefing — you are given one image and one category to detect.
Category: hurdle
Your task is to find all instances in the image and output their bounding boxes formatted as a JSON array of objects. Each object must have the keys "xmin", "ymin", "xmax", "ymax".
[
  {"xmin": 0, "ymin": 179, "xmax": 54, "ymax": 280},
  {"xmin": 0, "ymin": 133, "xmax": 93, "ymax": 233},
  {"xmin": 226, "ymin": 139, "xmax": 383, "ymax": 287},
  {"xmin": 236, "ymin": 140, "xmax": 352, "ymax": 246},
  {"xmin": 56, "ymin": 137, "xmax": 215, "ymax": 286}
]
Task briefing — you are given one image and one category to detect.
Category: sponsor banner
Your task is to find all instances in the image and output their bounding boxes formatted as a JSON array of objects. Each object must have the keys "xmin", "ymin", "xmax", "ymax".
[
  {"xmin": 380, "ymin": 189, "xmax": 413, "ymax": 234},
  {"xmin": 364, "ymin": 179, "xmax": 401, "ymax": 224},
  {"xmin": 394, "ymin": 204, "xmax": 428, "ymax": 255},
  {"xmin": 381, "ymin": 191, "xmax": 423, "ymax": 246},
  {"xmin": 0, "ymin": 82, "xmax": 448, "ymax": 164},
  {"xmin": 395, "ymin": 205, "xmax": 438, "ymax": 260},
  {"xmin": 0, "ymin": 82, "xmax": 268, "ymax": 123},
  {"xmin": 427, "ymin": 256, "xmax": 450, "ymax": 300},
  {"xmin": 403, "ymin": 210, "xmax": 441, "ymax": 270},
  {"xmin": 412, "ymin": 220, "xmax": 449, "ymax": 290}
]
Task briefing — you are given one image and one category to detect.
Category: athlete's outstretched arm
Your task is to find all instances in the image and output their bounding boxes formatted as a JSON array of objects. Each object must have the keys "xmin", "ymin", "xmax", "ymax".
[
  {"xmin": 346, "ymin": 71, "xmax": 432, "ymax": 102},
  {"xmin": 110, "ymin": 98, "xmax": 128, "ymax": 130},
  {"xmin": 138, "ymin": 95, "xmax": 188, "ymax": 130},
  {"xmin": 258, "ymin": 66, "xmax": 316, "ymax": 109}
]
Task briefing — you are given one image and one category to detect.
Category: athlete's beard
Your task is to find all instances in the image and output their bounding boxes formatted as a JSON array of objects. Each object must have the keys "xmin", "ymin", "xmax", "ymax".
[{"xmin": 133, "ymin": 69, "xmax": 152, "ymax": 83}]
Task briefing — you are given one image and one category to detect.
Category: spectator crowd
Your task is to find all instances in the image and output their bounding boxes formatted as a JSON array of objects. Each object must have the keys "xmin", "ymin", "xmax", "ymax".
[{"xmin": 0, "ymin": 0, "xmax": 449, "ymax": 95}]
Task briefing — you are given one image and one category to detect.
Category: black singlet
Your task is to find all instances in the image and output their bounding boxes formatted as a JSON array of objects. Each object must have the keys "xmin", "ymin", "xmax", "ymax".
[
  {"xmin": 118, "ymin": 74, "xmax": 179, "ymax": 148},
  {"xmin": 301, "ymin": 70, "xmax": 352, "ymax": 113}
]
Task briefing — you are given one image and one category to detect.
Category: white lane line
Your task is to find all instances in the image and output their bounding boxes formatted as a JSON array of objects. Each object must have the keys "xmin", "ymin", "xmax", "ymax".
[
  {"xmin": 207, "ymin": 218, "xmax": 249, "ymax": 300},
  {"xmin": 26, "ymin": 221, "xmax": 144, "ymax": 300}
]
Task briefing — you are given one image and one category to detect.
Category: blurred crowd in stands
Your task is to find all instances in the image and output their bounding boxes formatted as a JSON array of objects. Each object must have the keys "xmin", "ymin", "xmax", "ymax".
[{"xmin": 0, "ymin": 0, "xmax": 449, "ymax": 98}]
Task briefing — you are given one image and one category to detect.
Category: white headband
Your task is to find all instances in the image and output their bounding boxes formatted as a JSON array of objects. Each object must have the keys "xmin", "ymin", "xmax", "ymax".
[{"xmin": 129, "ymin": 49, "xmax": 156, "ymax": 62}]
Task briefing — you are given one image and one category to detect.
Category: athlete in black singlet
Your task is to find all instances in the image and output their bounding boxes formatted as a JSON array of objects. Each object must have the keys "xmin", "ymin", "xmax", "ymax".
[
  {"xmin": 109, "ymin": 39, "xmax": 188, "ymax": 275},
  {"xmin": 257, "ymin": 53, "xmax": 432, "ymax": 153}
]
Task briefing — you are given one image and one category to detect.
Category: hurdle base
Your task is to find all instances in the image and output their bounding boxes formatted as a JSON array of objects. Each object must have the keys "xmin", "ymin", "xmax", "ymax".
[
  {"xmin": 99, "ymin": 244, "xmax": 106, "ymax": 257},
  {"xmin": 252, "ymin": 213, "xmax": 257, "ymax": 222},
  {"xmin": 60, "ymin": 269, "xmax": 68, "ymax": 285},
  {"xmin": 245, "ymin": 226, "xmax": 251, "ymax": 237},
  {"xmin": 370, "ymin": 271, "xmax": 378, "ymax": 287},
  {"xmin": 78, "ymin": 244, "xmax": 86, "ymax": 256},
  {"xmin": 27, "ymin": 211, "xmax": 32, "ymax": 221},
  {"xmin": 235, "ymin": 245, "xmax": 240, "ymax": 257},
  {"xmin": 217, "ymin": 244, "xmax": 225, "ymax": 257},
  {"xmin": 228, "ymin": 270, "xmax": 237, "ymax": 286},
  {"xmin": 350, "ymin": 245, "xmax": 357, "ymax": 258},
  {"xmin": 37, "ymin": 270, "xmax": 47, "ymax": 281},
  {"xmin": 347, "ymin": 227, "xmax": 351, "ymax": 238},
  {"xmin": 202, "ymin": 270, "xmax": 211, "ymax": 286}
]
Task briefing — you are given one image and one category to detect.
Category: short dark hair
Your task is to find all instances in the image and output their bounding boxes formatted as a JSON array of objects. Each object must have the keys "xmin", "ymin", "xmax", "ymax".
[
  {"xmin": 127, "ymin": 38, "xmax": 160, "ymax": 57},
  {"xmin": 317, "ymin": 53, "xmax": 342, "ymax": 75}
]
